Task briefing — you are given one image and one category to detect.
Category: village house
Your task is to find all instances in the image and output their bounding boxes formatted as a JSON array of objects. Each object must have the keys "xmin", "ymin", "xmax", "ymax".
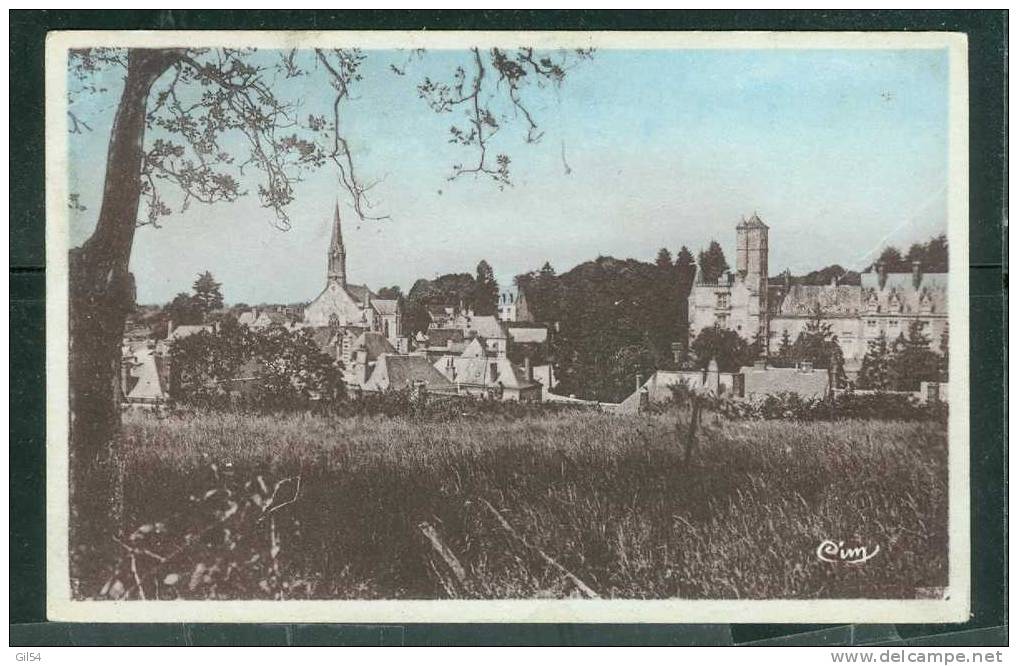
[
  {"xmin": 362, "ymin": 353, "xmax": 455, "ymax": 394},
  {"xmin": 433, "ymin": 338, "xmax": 542, "ymax": 401}
]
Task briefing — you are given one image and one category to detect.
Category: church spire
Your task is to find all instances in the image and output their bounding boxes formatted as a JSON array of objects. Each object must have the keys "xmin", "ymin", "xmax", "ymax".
[{"xmin": 327, "ymin": 202, "xmax": 347, "ymax": 288}]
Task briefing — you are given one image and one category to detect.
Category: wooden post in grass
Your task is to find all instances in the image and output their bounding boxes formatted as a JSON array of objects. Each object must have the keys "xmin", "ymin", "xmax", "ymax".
[{"xmin": 684, "ymin": 391, "xmax": 702, "ymax": 466}]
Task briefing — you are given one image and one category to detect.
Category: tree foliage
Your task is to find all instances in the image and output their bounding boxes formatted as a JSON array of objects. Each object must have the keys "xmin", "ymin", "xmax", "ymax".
[
  {"xmin": 540, "ymin": 256, "xmax": 681, "ymax": 401},
  {"xmin": 472, "ymin": 259, "xmax": 499, "ymax": 316},
  {"xmin": 697, "ymin": 241, "xmax": 729, "ymax": 283},
  {"xmin": 889, "ymin": 321, "xmax": 941, "ymax": 391},
  {"xmin": 169, "ymin": 319, "xmax": 343, "ymax": 410},
  {"xmin": 871, "ymin": 234, "xmax": 948, "ymax": 273},
  {"xmin": 856, "ymin": 331, "xmax": 893, "ymax": 390},
  {"xmin": 857, "ymin": 322, "xmax": 944, "ymax": 392},
  {"xmin": 689, "ymin": 326, "xmax": 754, "ymax": 373},
  {"xmin": 514, "ymin": 261, "xmax": 558, "ymax": 323},
  {"xmin": 191, "ymin": 271, "xmax": 224, "ymax": 315}
]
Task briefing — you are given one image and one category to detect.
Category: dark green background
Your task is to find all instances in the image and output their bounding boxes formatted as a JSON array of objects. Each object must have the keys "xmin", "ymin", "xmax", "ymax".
[{"xmin": 9, "ymin": 10, "xmax": 1006, "ymax": 647}]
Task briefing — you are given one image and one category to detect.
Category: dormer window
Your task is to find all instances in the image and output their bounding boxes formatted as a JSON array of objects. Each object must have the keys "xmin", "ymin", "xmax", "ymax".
[{"xmin": 866, "ymin": 291, "xmax": 880, "ymax": 313}]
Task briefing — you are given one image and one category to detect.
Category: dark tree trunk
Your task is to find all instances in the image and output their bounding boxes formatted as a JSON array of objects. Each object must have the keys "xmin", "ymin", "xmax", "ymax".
[{"xmin": 68, "ymin": 50, "xmax": 178, "ymax": 553}]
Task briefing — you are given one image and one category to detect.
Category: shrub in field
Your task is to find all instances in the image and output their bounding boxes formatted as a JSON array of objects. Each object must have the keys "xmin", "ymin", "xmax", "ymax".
[
  {"xmin": 668, "ymin": 387, "xmax": 947, "ymax": 423},
  {"xmin": 93, "ymin": 467, "xmax": 313, "ymax": 600}
]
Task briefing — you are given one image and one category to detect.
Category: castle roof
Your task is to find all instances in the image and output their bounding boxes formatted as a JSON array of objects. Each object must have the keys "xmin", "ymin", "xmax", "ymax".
[
  {"xmin": 770, "ymin": 285, "xmax": 863, "ymax": 317},
  {"xmin": 737, "ymin": 212, "xmax": 768, "ymax": 230}
]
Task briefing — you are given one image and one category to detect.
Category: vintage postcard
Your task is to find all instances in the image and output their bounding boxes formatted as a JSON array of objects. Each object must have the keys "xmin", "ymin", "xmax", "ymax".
[{"xmin": 46, "ymin": 30, "xmax": 970, "ymax": 623}]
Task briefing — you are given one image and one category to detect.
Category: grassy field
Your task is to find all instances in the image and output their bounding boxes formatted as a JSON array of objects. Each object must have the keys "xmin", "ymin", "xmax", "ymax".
[{"xmin": 77, "ymin": 408, "xmax": 948, "ymax": 600}]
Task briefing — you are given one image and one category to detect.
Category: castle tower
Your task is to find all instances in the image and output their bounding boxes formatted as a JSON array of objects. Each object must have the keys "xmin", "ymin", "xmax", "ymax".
[
  {"xmin": 327, "ymin": 202, "xmax": 347, "ymax": 288},
  {"xmin": 736, "ymin": 212, "xmax": 768, "ymax": 282},
  {"xmin": 737, "ymin": 213, "xmax": 770, "ymax": 352}
]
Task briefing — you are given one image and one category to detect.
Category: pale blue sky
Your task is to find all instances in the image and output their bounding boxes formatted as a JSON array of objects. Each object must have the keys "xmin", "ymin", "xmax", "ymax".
[{"xmin": 67, "ymin": 48, "xmax": 950, "ymax": 305}]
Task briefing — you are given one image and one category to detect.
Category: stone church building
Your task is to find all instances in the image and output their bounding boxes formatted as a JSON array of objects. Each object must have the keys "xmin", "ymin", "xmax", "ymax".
[
  {"xmin": 689, "ymin": 214, "xmax": 949, "ymax": 374},
  {"xmin": 303, "ymin": 204, "xmax": 403, "ymax": 345}
]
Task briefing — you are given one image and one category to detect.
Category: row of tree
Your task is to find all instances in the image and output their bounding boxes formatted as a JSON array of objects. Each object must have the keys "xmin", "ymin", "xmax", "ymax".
[
  {"xmin": 401, "ymin": 259, "xmax": 500, "ymax": 334},
  {"xmin": 856, "ymin": 322, "xmax": 947, "ymax": 392},
  {"xmin": 872, "ymin": 234, "xmax": 949, "ymax": 273}
]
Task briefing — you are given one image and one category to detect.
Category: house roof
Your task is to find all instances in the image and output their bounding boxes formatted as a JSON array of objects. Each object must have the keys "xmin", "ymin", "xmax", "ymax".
[
  {"xmin": 371, "ymin": 299, "xmax": 400, "ymax": 316},
  {"xmin": 466, "ymin": 315, "xmax": 507, "ymax": 340},
  {"xmin": 365, "ymin": 354, "xmax": 454, "ymax": 392},
  {"xmin": 354, "ymin": 331, "xmax": 396, "ymax": 361},
  {"xmin": 424, "ymin": 327, "xmax": 465, "ymax": 347},
  {"xmin": 434, "ymin": 356, "xmax": 538, "ymax": 390},
  {"xmin": 508, "ymin": 325, "xmax": 548, "ymax": 344},
  {"xmin": 461, "ymin": 338, "xmax": 486, "ymax": 358}
]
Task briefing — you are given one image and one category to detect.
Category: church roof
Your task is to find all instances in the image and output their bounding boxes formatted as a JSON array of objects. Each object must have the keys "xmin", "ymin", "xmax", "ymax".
[
  {"xmin": 371, "ymin": 298, "xmax": 399, "ymax": 315},
  {"xmin": 345, "ymin": 283, "xmax": 377, "ymax": 306},
  {"xmin": 330, "ymin": 203, "xmax": 344, "ymax": 251}
]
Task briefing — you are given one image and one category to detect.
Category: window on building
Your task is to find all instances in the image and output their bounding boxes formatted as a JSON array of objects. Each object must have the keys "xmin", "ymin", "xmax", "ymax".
[
  {"xmin": 716, "ymin": 293, "xmax": 730, "ymax": 309},
  {"xmin": 490, "ymin": 362, "xmax": 499, "ymax": 383}
]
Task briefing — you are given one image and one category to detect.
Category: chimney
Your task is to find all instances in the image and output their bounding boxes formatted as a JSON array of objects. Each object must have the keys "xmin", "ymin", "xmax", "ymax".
[
  {"xmin": 876, "ymin": 261, "xmax": 888, "ymax": 290},
  {"xmin": 635, "ymin": 373, "xmax": 643, "ymax": 392},
  {"xmin": 671, "ymin": 341, "xmax": 685, "ymax": 365},
  {"xmin": 784, "ymin": 269, "xmax": 792, "ymax": 290},
  {"xmin": 166, "ymin": 319, "xmax": 174, "ymax": 337},
  {"xmin": 912, "ymin": 260, "xmax": 923, "ymax": 289},
  {"xmin": 830, "ymin": 275, "xmax": 838, "ymax": 287}
]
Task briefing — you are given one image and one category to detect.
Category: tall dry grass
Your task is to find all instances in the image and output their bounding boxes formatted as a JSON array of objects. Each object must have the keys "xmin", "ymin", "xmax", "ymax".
[{"xmin": 90, "ymin": 409, "xmax": 947, "ymax": 599}]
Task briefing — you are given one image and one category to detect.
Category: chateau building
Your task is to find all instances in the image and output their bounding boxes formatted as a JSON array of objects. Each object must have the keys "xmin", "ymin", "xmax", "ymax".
[
  {"xmin": 303, "ymin": 204, "xmax": 403, "ymax": 347},
  {"xmin": 689, "ymin": 215, "xmax": 949, "ymax": 373}
]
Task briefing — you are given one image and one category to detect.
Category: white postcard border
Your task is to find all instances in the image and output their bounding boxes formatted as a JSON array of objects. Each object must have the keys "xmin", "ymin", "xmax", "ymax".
[{"xmin": 45, "ymin": 29, "xmax": 971, "ymax": 624}]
